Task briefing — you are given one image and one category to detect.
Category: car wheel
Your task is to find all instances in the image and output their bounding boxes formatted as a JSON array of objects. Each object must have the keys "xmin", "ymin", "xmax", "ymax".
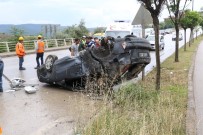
[{"xmin": 45, "ymin": 55, "xmax": 58, "ymax": 72}]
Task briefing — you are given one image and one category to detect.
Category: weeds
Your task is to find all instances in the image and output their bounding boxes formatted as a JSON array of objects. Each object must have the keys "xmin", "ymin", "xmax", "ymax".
[{"xmin": 80, "ymin": 36, "xmax": 203, "ymax": 135}]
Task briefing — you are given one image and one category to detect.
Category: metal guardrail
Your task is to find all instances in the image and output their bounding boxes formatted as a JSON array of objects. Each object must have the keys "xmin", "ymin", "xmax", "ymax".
[{"xmin": 0, "ymin": 38, "xmax": 74, "ymax": 53}]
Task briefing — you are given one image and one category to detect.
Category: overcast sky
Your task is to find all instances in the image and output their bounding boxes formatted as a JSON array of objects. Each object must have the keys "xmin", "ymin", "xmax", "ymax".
[{"xmin": 0, "ymin": 0, "xmax": 202, "ymax": 27}]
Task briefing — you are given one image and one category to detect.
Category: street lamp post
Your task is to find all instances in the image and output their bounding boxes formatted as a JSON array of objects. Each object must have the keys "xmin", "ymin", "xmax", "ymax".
[{"xmin": 192, "ymin": 0, "xmax": 194, "ymax": 11}]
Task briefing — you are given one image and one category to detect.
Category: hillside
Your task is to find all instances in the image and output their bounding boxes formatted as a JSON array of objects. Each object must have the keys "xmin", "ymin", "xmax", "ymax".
[
  {"xmin": 0, "ymin": 24, "xmax": 106, "ymax": 36},
  {"xmin": 0, "ymin": 24, "xmax": 45, "ymax": 35}
]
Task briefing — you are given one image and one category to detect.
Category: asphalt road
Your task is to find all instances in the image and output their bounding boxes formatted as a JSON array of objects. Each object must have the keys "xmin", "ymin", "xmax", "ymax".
[
  {"xmin": 0, "ymin": 29, "xmax": 201, "ymax": 135},
  {"xmin": 145, "ymin": 29, "xmax": 201, "ymax": 73},
  {"xmin": 0, "ymin": 49, "xmax": 103, "ymax": 135}
]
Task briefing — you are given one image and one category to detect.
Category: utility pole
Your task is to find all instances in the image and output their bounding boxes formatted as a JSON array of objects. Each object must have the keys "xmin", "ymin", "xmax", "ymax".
[
  {"xmin": 49, "ymin": 24, "xmax": 52, "ymax": 38},
  {"xmin": 192, "ymin": 0, "xmax": 194, "ymax": 11}
]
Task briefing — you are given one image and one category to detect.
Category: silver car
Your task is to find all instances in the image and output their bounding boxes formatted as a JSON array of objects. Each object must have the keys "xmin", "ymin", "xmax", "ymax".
[
  {"xmin": 172, "ymin": 32, "xmax": 183, "ymax": 41},
  {"xmin": 146, "ymin": 35, "xmax": 165, "ymax": 50}
]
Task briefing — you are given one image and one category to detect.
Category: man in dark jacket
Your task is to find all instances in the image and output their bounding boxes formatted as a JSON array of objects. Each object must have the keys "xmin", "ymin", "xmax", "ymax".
[
  {"xmin": 0, "ymin": 58, "xmax": 4, "ymax": 92},
  {"xmin": 86, "ymin": 36, "xmax": 95, "ymax": 48},
  {"xmin": 100, "ymin": 36, "xmax": 114, "ymax": 50}
]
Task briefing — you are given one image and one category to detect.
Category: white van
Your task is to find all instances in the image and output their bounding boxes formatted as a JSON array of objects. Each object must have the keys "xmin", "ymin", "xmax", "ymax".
[{"xmin": 105, "ymin": 20, "xmax": 142, "ymax": 38}]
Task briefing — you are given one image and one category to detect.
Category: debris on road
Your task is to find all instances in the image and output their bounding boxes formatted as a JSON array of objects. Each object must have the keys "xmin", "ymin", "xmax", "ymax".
[
  {"xmin": 24, "ymin": 86, "xmax": 38, "ymax": 94},
  {"xmin": 3, "ymin": 73, "xmax": 39, "ymax": 92},
  {"xmin": 4, "ymin": 90, "xmax": 15, "ymax": 93},
  {"xmin": 10, "ymin": 78, "xmax": 26, "ymax": 89}
]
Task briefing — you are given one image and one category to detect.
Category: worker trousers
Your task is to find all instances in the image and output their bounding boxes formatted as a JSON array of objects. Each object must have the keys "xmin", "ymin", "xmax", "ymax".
[
  {"xmin": 36, "ymin": 53, "xmax": 44, "ymax": 67},
  {"xmin": 19, "ymin": 57, "xmax": 24, "ymax": 68}
]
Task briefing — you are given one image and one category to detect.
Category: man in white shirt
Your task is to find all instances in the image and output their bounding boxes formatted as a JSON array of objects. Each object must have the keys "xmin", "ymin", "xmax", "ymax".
[{"xmin": 71, "ymin": 38, "xmax": 80, "ymax": 57}]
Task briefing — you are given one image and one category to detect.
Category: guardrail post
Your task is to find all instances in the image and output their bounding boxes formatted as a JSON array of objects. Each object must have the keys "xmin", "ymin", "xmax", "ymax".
[
  {"xmin": 64, "ymin": 39, "xmax": 67, "ymax": 46},
  {"xmin": 45, "ymin": 40, "xmax": 48, "ymax": 48},
  {"xmin": 33, "ymin": 41, "xmax": 36, "ymax": 51},
  {"xmin": 5, "ymin": 42, "xmax": 10, "ymax": 52},
  {"xmin": 55, "ymin": 39, "xmax": 58, "ymax": 47}
]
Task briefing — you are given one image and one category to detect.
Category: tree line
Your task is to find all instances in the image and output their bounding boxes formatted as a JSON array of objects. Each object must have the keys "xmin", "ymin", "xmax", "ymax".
[
  {"xmin": 0, "ymin": 19, "xmax": 105, "ymax": 42},
  {"xmin": 138, "ymin": 0, "xmax": 203, "ymax": 90}
]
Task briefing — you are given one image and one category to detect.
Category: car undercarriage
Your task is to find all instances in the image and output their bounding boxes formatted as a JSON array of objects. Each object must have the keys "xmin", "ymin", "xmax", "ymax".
[{"xmin": 37, "ymin": 36, "xmax": 151, "ymax": 91}]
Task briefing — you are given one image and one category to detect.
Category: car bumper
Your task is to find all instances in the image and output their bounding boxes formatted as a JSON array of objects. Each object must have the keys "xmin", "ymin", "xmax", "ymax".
[{"xmin": 131, "ymin": 57, "xmax": 151, "ymax": 64}]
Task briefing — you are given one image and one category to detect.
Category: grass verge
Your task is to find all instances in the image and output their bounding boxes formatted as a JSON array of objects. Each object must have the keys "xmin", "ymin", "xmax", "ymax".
[{"xmin": 80, "ymin": 36, "xmax": 203, "ymax": 135}]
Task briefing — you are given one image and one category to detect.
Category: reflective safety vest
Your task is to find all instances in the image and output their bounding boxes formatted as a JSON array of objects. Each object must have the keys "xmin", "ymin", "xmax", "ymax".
[
  {"xmin": 16, "ymin": 42, "xmax": 25, "ymax": 57},
  {"xmin": 37, "ymin": 40, "xmax": 45, "ymax": 53}
]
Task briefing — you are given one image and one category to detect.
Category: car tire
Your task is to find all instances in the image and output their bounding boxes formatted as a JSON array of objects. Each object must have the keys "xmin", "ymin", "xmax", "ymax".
[{"xmin": 45, "ymin": 55, "xmax": 58, "ymax": 72}]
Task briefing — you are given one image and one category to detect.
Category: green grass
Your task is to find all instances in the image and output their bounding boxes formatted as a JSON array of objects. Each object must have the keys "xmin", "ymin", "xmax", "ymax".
[{"xmin": 79, "ymin": 36, "xmax": 203, "ymax": 135}]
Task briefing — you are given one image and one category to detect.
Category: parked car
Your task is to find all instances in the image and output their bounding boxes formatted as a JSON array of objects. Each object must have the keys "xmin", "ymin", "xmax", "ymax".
[
  {"xmin": 159, "ymin": 29, "xmax": 165, "ymax": 35},
  {"xmin": 37, "ymin": 35, "xmax": 151, "ymax": 89},
  {"xmin": 145, "ymin": 28, "xmax": 154, "ymax": 37},
  {"xmin": 172, "ymin": 32, "xmax": 183, "ymax": 41},
  {"xmin": 146, "ymin": 35, "xmax": 165, "ymax": 50},
  {"xmin": 164, "ymin": 28, "xmax": 173, "ymax": 34}
]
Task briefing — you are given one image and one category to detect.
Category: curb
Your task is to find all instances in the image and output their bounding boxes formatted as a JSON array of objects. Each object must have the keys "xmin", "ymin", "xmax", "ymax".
[
  {"xmin": 186, "ymin": 44, "xmax": 199, "ymax": 135},
  {"xmin": 0, "ymin": 46, "xmax": 69, "ymax": 58}
]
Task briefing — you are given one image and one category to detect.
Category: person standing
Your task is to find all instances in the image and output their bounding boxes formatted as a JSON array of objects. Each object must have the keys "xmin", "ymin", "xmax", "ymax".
[
  {"xmin": 35, "ymin": 35, "xmax": 45, "ymax": 69},
  {"xmin": 86, "ymin": 36, "xmax": 95, "ymax": 49},
  {"xmin": 0, "ymin": 57, "xmax": 4, "ymax": 92},
  {"xmin": 16, "ymin": 36, "xmax": 26, "ymax": 70},
  {"xmin": 78, "ymin": 36, "xmax": 86, "ymax": 52},
  {"xmin": 94, "ymin": 37, "xmax": 100, "ymax": 48},
  {"xmin": 71, "ymin": 38, "xmax": 80, "ymax": 57}
]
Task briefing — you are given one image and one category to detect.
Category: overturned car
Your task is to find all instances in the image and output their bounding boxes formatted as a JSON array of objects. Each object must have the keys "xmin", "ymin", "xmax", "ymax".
[{"xmin": 37, "ymin": 36, "xmax": 151, "ymax": 89}]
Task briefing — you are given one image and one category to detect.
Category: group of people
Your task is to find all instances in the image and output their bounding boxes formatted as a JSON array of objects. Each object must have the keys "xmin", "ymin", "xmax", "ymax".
[
  {"xmin": 0, "ymin": 35, "xmax": 45, "ymax": 92},
  {"xmin": 16, "ymin": 35, "xmax": 45, "ymax": 70},
  {"xmin": 70, "ymin": 36, "xmax": 101, "ymax": 56}
]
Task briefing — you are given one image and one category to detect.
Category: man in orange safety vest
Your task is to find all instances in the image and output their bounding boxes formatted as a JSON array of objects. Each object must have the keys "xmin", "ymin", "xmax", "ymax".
[
  {"xmin": 34, "ymin": 35, "xmax": 45, "ymax": 69},
  {"xmin": 16, "ymin": 36, "xmax": 26, "ymax": 70}
]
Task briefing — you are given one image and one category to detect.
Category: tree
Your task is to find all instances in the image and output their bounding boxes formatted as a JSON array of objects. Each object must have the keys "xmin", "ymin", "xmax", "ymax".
[
  {"xmin": 137, "ymin": 0, "xmax": 165, "ymax": 90},
  {"xmin": 184, "ymin": 11, "xmax": 201, "ymax": 45},
  {"xmin": 64, "ymin": 19, "xmax": 89, "ymax": 38},
  {"xmin": 10, "ymin": 26, "xmax": 24, "ymax": 41},
  {"xmin": 78, "ymin": 19, "xmax": 89, "ymax": 36},
  {"xmin": 93, "ymin": 27, "xmax": 106, "ymax": 34},
  {"xmin": 55, "ymin": 32, "xmax": 69, "ymax": 39},
  {"xmin": 164, "ymin": 18, "xmax": 174, "ymax": 28},
  {"xmin": 180, "ymin": 10, "xmax": 190, "ymax": 51},
  {"xmin": 166, "ymin": 0, "xmax": 189, "ymax": 62},
  {"xmin": 199, "ymin": 16, "xmax": 203, "ymax": 36},
  {"xmin": 159, "ymin": 22, "xmax": 165, "ymax": 29}
]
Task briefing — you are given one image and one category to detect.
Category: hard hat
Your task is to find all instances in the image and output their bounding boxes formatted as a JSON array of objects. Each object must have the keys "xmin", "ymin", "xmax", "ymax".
[
  {"xmin": 18, "ymin": 37, "xmax": 24, "ymax": 41},
  {"xmin": 38, "ymin": 35, "xmax": 42, "ymax": 38}
]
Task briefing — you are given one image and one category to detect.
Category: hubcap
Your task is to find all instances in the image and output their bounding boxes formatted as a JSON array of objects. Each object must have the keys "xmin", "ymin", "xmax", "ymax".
[{"xmin": 45, "ymin": 57, "xmax": 53, "ymax": 70}]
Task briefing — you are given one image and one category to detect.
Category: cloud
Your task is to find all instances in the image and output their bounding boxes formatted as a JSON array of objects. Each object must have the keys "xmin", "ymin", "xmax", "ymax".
[
  {"xmin": 0, "ymin": 0, "xmax": 139, "ymax": 27},
  {"xmin": 0, "ymin": 0, "xmax": 202, "ymax": 27}
]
